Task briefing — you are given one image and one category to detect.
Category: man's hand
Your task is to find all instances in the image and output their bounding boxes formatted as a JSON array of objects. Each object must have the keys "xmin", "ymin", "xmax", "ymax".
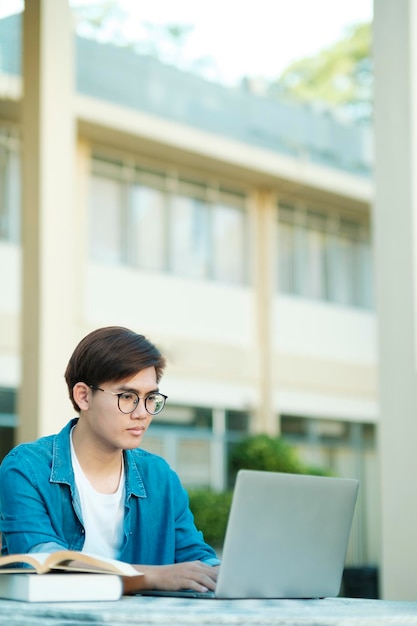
[{"xmin": 123, "ymin": 561, "xmax": 219, "ymax": 595}]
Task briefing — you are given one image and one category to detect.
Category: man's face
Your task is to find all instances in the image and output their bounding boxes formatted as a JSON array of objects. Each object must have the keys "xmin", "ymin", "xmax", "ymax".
[{"xmin": 83, "ymin": 366, "xmax": 159, "ymax": 452}]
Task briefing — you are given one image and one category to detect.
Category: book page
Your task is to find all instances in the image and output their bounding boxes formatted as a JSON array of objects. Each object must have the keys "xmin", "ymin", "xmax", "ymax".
[
  {"xmin": 46, "ymin": 551, "xmax": 141, "ymax": 577},
  {"xmin": 0, "ymin": 551, "xmax": 141, "ymax": 577},
  {"xmin": 0, "ymin": 552, "xmax": 52, "ymax": 574}
]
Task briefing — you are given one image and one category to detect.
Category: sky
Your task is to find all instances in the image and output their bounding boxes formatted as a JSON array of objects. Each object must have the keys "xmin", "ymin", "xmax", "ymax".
[{"xmin": 0, "ymin": 0, "xmax": 373, "ymax": 83}]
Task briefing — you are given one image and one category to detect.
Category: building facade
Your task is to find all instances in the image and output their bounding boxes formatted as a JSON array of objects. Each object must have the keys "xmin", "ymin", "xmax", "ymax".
[{"xmin": 0, "ymin": 4, "xmax": 377, "ymax": 571}]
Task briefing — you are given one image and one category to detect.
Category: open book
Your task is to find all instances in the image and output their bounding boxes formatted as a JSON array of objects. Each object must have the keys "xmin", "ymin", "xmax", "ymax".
[{"xmin": 0, "ymin": 550, "xmax": 142, "ymax": 577}]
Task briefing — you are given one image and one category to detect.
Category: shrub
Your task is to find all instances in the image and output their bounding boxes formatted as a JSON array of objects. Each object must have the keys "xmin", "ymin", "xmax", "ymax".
[
  {"xmin": 230, "ymin": 433, "xmax": 334, "ymax": 478},
  {"xmin": 188, "ymin": 434, "xmax": 332, "ymax": 550},
  {"xmin": 230, "ymin": 433, "xmax": 306, "ymax": 476},
  {"xmin": 188, "ymin": 489, "xmax": 233, "ymax": 549}
]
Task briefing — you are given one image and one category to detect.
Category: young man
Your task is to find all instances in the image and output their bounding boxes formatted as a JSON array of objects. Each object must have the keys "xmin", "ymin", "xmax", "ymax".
[{"xmin": 0, "ymin": 326, "xmax": 219, "ymax": 593}]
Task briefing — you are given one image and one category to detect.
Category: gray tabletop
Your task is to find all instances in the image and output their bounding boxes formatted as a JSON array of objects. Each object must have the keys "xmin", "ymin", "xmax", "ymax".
[{"xmin": 1, "ymin": 596, "xmax": 417, "ymax": 626}]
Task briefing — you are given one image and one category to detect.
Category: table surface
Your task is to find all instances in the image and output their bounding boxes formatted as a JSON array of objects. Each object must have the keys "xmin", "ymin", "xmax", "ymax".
[{"xmin": 1, "ymin": 595, "xmax": 417, "ymax": 626}]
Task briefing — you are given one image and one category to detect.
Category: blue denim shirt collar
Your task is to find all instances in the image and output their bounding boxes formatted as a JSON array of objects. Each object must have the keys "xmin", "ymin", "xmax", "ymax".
[{"xmin": 50, "ymin": 417, "xmax": 147, "ymax": 500}]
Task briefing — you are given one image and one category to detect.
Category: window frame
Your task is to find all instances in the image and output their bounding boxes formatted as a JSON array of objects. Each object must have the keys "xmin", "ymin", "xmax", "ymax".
[
  {"xmin": 89, "ymin": 153, "xmax": 249, "ymax": 286},
  {"xmin": 277, "ymin": 200, "xmax": 373, "ymax": 309}
]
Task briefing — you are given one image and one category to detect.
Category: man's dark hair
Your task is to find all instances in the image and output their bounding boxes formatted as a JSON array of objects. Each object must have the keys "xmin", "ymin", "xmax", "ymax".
[{"xmin": 65, "ymin": 326, "xmax": 166, "ymax": 412}]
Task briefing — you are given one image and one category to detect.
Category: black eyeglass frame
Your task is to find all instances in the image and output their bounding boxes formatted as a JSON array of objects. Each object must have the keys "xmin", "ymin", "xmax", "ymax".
[{"xmin": 88, "ymin": 384, "xmax": 168, "ymax": 415}]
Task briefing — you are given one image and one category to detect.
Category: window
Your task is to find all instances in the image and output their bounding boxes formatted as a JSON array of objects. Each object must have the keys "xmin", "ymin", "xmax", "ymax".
[
  {"xmin": 169, "ymin": 193, "xmax": 210, "ymax": 279},
  {"xmin": 226, "ymin": 409, "xmax": 250, "ymax": 432},
  {"xmin": 277, "ymin": 203, "xmax": 373, "ymax": 309},
  {"xmin": 280, "ymin": 414, "xmax": 376, "ymax": 473},
  {"xmin": 302, "ymin": 210, "xmax": 328, "ymax": 299},
  {"xmin": 89, "ymin": 154, "xmax": 248, "ymax": 285},
  {"xmin": 89, "ymin": 175, "xmax": 124, "ymax": 264},
  {"xmin": 212, "ymin": 198, "xmax": 246, "ymax": 284},
  {"xmin": 277, "ymin": 205, "xmax": 297, "ymax": 293},
  {"xmin": 280, "ymin": 414, "xmax": 379, "ymax": 566},
  {"xmin": 0, "ymin": 387, "xmax": 17, "ymax": 462},
  {"xmin": 143, "ymin": 404, "xmax": 250, "ymax": 489},
  {"xmin": 0, "ymin": 128, "xmax": 20, "ymax": 243},
  {"xmin": 129, "ymin": 181, "xmax": 166, "ymax": 271}
]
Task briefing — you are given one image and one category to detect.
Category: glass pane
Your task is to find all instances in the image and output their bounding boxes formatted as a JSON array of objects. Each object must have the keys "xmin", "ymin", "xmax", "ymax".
[
  {"xmin": 0, "ymin": 427, "xmax": 14, "ymax": 462},
  {"xmin": 335, "ymin": 235, "xmax": 357, "ymax": 305},
  {"xmin": 279, "ymin": 204, "xmax": 296, "ymax": 224},
  {"xmin": 340, "ymin": 218, "xmax": 360, "ymax": 239},
  {"xmin": 212, "ymin": 203, "xmax": 246, "ymax": 284},
  {"xmin": 177, "ymin": 439, "xmax": 211, "ymax": 486},
  {"xmin": 0, "ymin": 146, "xmax": 20, "ymax": 243},
  {"xmin": 7, "ymin": 150, "xmax": 21, "ymax": 242},
  {"xmin": 278, "ymin": 204, "xmax": 372, "ymax": 309},
  {"xmin": 329, "ymin": 219, "xmax": 373, "ymax": 308},
  {"xmin": 0, "ymin": 149, "xmax": 7, "ymax": 240},
  {"xmin": 356, "ymin": 240, "xmax": 373, "ymax": 309},
  {"xmin": 0, "ymin": 388, "xmax": 16, "ymax": 414},
  {"xmin": 169, "ymin": 195, "xmax": 209, "ymax": 278},
  {"xmin": 129, "ymin": 184, "xmax": 166, "ymax": 271},
  {"xmin": 278, "ymin": 221, "xmax": 296, "ymax": 292},
  {"xmin": 89, "ymin": 175, "xmax": 123, "ymax": 264},
  {"xmin": 226, "ymin": 409, "xmax": 250, "ymax": 432},
  {"xmin": 301, "ymin": 226, "xmax": 328, "ymax": 299}
]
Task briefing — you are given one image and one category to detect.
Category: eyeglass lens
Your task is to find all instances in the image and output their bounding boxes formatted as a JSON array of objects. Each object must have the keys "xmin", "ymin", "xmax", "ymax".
[{"xmin": 118, "ymin": 391, "xmax": 165, "ymax": 415}]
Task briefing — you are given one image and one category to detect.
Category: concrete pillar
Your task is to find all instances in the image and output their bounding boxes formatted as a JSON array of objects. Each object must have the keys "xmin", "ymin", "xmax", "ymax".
[
  {"xmin": 19, "ymin": 0, "xmax": 76, "ymax": 441},
  {"xmin": 211, "ymin": 407, "xmax": 226, "ymax": 492},
  {"xmin": 373, "ymin": 0, "xmax": 417, "ymax": 600},
  {"xmin": 252, "ymin": 190, "xmax": 276, "ymax": 435}
]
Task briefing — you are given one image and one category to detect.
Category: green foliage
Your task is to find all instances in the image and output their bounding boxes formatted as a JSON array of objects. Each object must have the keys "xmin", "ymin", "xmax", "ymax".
[
  {"xmin": 230, "ymin": 433, "xmax": 334, "ymax": 478},
  {"xmin": 188, "ymin": 489, "xmax": 233, "ymax": 549},
  {"xmin": 230, "ymin": 433, "xmax": 305, "ymax": 475},
  {"xmin": 275, "ymin": 22, "xmax": 372, "ymax": 123},
  {"xmin": 189, "ymin": 434, "xmax": 332, "ymax": 548}
]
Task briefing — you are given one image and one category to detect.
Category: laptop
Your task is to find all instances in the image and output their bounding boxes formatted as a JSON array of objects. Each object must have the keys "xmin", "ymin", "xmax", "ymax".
[{"xmin": 140, "ymin": 469, "xmax": 359, "ymax": 599}]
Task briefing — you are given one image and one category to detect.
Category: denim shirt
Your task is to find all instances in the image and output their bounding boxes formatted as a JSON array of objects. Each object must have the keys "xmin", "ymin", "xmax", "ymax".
[{"xmin": 0, "ymin": 418, "xmax": 219, "ymax": 566}]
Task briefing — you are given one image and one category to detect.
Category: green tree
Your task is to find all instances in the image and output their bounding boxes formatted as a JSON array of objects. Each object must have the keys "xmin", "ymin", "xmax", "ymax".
[{"xmin": 273, "ymin": 22, "xmax": 372, "ymax": 123}]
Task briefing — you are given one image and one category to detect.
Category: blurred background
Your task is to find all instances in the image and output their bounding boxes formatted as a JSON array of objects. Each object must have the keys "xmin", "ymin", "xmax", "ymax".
[{"xmin": 0, "ymin": 0, "xmax": 413, "ymax": 603}]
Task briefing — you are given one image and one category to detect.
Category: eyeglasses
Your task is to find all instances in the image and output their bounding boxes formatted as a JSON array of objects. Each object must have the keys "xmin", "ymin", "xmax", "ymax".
[{"xmin": 88, "ymin": 385, "xmax": 167, "ymax": 415}]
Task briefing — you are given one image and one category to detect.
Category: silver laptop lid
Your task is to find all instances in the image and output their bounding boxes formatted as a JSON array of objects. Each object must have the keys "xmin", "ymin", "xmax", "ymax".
[{"xmin": 215, "ymin": 470, "xmax": 359, "ymax": 599}]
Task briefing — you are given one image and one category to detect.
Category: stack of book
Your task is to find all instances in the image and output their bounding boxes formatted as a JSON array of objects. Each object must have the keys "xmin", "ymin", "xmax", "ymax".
[{"xmin": 0, "ymin": 550, "xmax": 142, "ymax": 602}]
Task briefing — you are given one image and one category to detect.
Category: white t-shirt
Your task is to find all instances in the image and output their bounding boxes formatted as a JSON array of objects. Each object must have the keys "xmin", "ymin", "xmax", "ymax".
[{"xmin": 70, "ymin": 429, "xmax": 125, "ymax": 559}]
